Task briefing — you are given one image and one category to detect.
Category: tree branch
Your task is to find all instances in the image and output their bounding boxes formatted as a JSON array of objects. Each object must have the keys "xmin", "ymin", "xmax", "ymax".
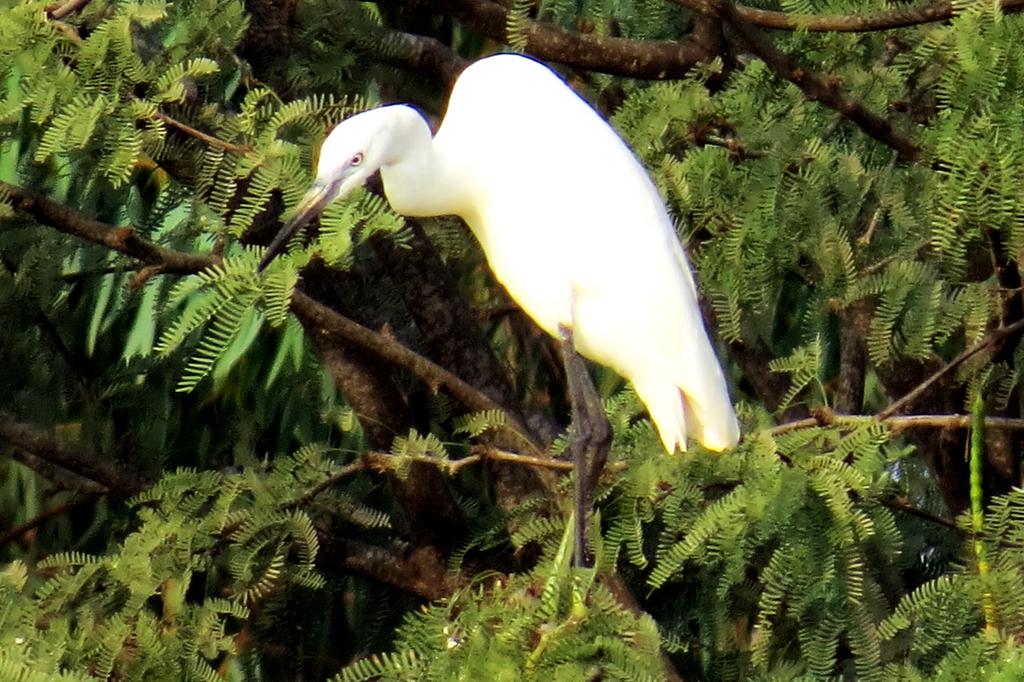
[
  {"xmin": 601, "ymin": 573, "xmax": 685, "ymax": 682},
  {"xmin": 877, "ymin": 318, "xmax": 1024, "ymax": 421},
  {"xmin": 153, "ymin": 111, "xmax": 254, "ymax": 155},
  {"xmin": 877, "ymin": 496, "xmax": 960, "ymax": 531},
  {"xmin": 45, "ymin": 0, "xmax": 92, "ymax": 20},
  {"xmin": 734, "ymin": 0, "xmax": 1024, "ymax": 33},
  {"xmin": 0, "ymin": 410, "xmax": 147, "ymax": 495},
  {"xmin": 834, "ymin": 301, "xmax": 870, "ymax": 414},
  {"xmin": 369, "ymin": 221, "xmax": 556, "ymax": 444},
  {"xmin": 772, "ymin": 408, "xmax": 1024, "ymax": 435},
  {"xmin": 671, "ymin": 0, "xmax": 921, "ymax": 161},
  {"xmin": 2, "ymin": 182, "xmax": 211, "ymax": 274},
  {"xmin": 290, "ymin": 290, "xmax": 538, "ymax": 448},
  {"xmin": 0, "ymin": 497, "xmax": 94, "ymax": 550},
  {"xmin": 318, "ymin": 535, "xmax": 460, "ymax": 601},
  {"xmin": 3, "ymin": 181, "xmax": 534, "ymax": 439},
  {"xmin": 378, "ymin": 0, "xmax": 714, "ymax": 79},
  {"xmin": 373, "ymin": 29, "xmax": 469, "ymax": 87},
  {"xmin": 7, "ymin": 449, "xmax": 110, "ymax": 495}
]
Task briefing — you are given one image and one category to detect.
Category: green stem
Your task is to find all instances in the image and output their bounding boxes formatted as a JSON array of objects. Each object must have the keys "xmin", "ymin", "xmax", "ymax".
[{"xmin": 970, "ymin": 394, "xmax": 996, "ymax": 631}]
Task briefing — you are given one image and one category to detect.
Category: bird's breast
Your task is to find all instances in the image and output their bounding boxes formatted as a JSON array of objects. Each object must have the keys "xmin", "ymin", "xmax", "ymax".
[{"xmin": 468, "ymin": 211, "xmax": 574, "ymax": 337}]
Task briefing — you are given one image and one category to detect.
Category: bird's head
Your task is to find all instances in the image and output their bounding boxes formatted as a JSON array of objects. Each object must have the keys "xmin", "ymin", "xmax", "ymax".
[{"xmin": 257, "ymin": 105, "xmax": 423, "ymax": 271}]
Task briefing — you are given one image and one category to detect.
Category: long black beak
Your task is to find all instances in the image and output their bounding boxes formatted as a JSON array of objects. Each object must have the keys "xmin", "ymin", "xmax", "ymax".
[{"xmin": 257, "ymin": 182, "xmax": 335, "ymax": 272}]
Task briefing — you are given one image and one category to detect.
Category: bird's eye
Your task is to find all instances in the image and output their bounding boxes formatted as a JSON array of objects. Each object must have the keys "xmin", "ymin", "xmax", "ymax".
[{"xmin": 350, "ymin": 152, "xmax": 364, "ymax": 166}]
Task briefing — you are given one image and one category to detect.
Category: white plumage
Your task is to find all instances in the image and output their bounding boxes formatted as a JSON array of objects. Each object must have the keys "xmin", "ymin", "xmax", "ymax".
[{"xmin": 266, "ymin": 54, "xmax": 740, "ymax": 453}]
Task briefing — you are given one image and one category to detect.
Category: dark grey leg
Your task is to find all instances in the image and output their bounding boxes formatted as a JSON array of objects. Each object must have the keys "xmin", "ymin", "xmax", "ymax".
[{"xmin": 558, "ymin": 324, "xmax": 612, "ymax": 568}]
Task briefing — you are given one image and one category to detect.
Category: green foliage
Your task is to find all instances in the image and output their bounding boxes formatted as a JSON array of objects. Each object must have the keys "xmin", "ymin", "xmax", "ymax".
[
  {"xmin": 333, "ymin": 411, "xmax": 1024, "ymax": 680},
  {"xmin": 878, "ymin": 486, "xmax": 1024, "ymax": 678},
  {"xmin": 155, "ymin": 253, "xmax": 269, "ymax": 392},
  {"xmin": 451, "ymin": 409, "xmax": 510, "ymax": 438},
  {"xmin": 0, "ymin": 446, "xmax": 392, "ymax": 679},
  {"xmin": 768, "ymin": 336, "xmax": 825, "ymax": 409},
  {"xmin": 610, "ymin": 20, "xmax": 1012, "ymax": 377},
  {"xmin": 3, "ymin": 414, "xmax": 1021, "ymax": 679},
  {"xmin": 336, "ymin": 523, "xmax": 663, "ymax": 682},
  {"xmin": 602, "ymin": 422, "xmax": 895, "ymax": 679},
  {"xmin": 6, "ymin": 0, "xmax": 1024, "ymax": 679},
  {"xmin": 505, "ymin": 0, "xmax": 533, "ymax": 53}
]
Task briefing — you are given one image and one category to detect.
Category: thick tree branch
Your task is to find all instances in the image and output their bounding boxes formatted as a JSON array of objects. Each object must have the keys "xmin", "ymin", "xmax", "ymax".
[
  {"xmin": 3, "ymin": 181, "xmax": 532, "ymax": 440},
  {"xmin": 729, "ymin": 338, "xmax": 806, "ymax": 416},
  {"xmin": 834, "ymin": 301, "xmax": 870, "ymax": 414},
  {"xmin": 45, "ymin": 0, "xmax": 92, "ymax": 19},
  {"xmin": 370, "ymin": 222, "xmax": 556, "ymax": 442},
  {"xmin": 289, "ymin": 290, "xmax": 537, "ymax": 447},
  {"xmin": 371, "ymin": 224, "xmax": 518, "ymax": 410},
  {"xmin": 7, "ymin": 449, "xmax": 110, "ymax": 494},
  {"xmin": 299, "ymin": 308, "xmax": 411, "ymax": 447},
  {"xmin": 602, "ymin": 573, "xmax": 685, "ymax": 682},
  {"xmin": 295, "ymin": 260, "xmax": 470, "ymax": 548},
  {"xmin": 373, "ymin": 30, "xmax": 469, "ymax": 87},
  {"xmin": 984, "ymin": 227, "xmax": 1024, "ymax": 364},
  {"xmin": 319, "ymin": 535, "xmax": 460, "ymax": 600},
  {"xmin": 2, "ymin": 182, "xmax": 211, "ymax": 274},
  {"xmin": 378, "ymin": 0, "xmax": 714, "ymax": 79},
  {"xmin": 369, "ymin": 220, "xmax": 556, "ymax": 510},
  {"xmin": 239, "ymin": 0, "xmax": 300, "ymax": 93},
  {"xmin": 0, "ymin": 410, "xmax": 147, "ymax": 495}
]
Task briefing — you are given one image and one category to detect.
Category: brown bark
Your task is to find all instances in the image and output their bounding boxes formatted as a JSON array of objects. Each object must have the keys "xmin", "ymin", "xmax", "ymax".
[
  {"xmin": 0, "ymin": 410, "xmax": 147, "ymax": 495},
  {"xmin": 834, "ymin": 302, "xmax": 870, "ymax": 415},
  {"xmin": 296, "ymin": 263, "xmax": 468, "ymax": 549}
]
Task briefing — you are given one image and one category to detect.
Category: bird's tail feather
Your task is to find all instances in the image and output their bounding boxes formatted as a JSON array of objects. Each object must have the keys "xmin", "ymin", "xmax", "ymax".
[
  {"xmin": 633, "ymin": 374, "xmax": 688, "ymax": 453},
  {"xmin": 633, "ymin": 374, "xmax": 739, "ymax": 454}
]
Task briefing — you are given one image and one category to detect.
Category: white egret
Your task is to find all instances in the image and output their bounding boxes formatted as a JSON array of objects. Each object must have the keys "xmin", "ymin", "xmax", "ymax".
[{"xmin": 260, "ymin": 53, "xmax": 740, "ymax": 458}]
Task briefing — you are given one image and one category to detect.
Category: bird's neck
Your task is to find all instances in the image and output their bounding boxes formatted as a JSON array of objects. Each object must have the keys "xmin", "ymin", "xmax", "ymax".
[{"xmin": 379, "ymin": 117, "xmax": 473, "ymax": 220}]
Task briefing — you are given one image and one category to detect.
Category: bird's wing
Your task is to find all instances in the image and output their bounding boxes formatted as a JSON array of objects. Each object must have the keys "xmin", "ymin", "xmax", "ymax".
[
  {"xmin": 438, "ymin": 55, "xmax": 696, "ymax": 285},
  {"xmin": 436, "ymin": 55, "xmax": 739, "ymax": 450}
]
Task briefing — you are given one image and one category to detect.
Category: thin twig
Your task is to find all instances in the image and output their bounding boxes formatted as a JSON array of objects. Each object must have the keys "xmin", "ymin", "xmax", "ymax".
[
  {"xmin": 378, "ymin": 448, "xmax": 578, "ymax": 474},
  {"xmin": 280, "ymin": 449, "xmax": 574, "ymax": 514},
  {"xmin": 0, "ymin": 497, "xmax": 94, "ymax": 549},
  {"xmin": 771, "ymin": 409, "xmax": 1024, "ymax": 435},
  {"xmin": 284, "ymin": 461, "xmax": 367, "ymax": 510},
  {"xmin": 153, "ymin": 111, "xmax": 253, "ymax": 155},
  {"xmin": 883, "ymin": 414, "xmax": 1024, "ymax": 431},
  {"xmin": 735, "ymin": 0, "xmax": 1024, "ymax": 33},
  {"xmin": 877, "ymin": 497, "xmax": 961, "ymax": 532},
  {"xmin": 877, "ymin": 318, "xmax": 1024, "ymax": 420}
]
